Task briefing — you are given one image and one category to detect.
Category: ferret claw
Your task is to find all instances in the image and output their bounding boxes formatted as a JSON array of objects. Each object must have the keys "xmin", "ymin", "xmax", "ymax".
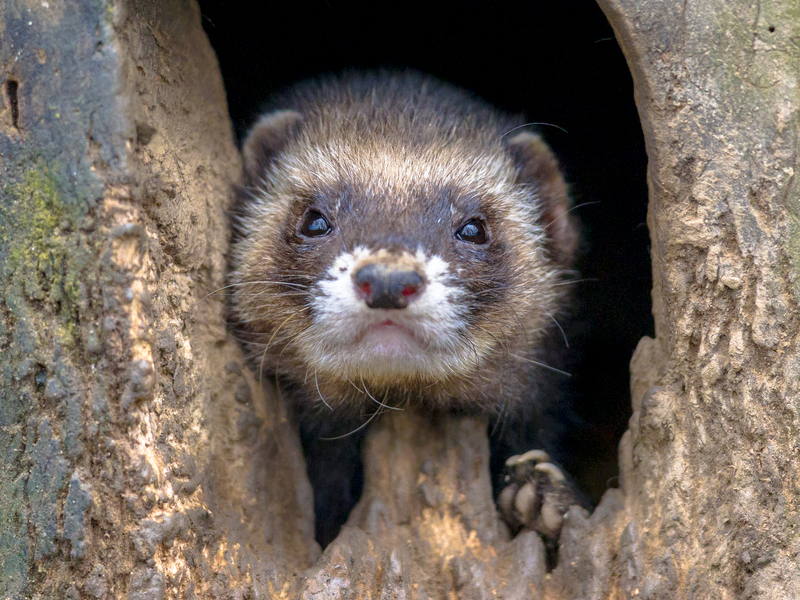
[{"xmin": 498, "ymin": 450, "xmax": 577, "ymax": 542}]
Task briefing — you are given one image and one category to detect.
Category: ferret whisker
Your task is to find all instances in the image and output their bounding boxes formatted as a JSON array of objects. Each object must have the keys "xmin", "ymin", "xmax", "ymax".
[
  {"xmin": 228, "ymin": 332, "xmax": 269, "ymax": 347},
  {"xmin": 319, "ymin": 407, "xmax": 382, "ymax": 440},
  {"xmin": 552, "ymin": 277, "xmax": 597, "ymax": 288},
  {"xmin": 234, "ymin": 280, "xmax": 312, "ymax": 288},
  {"xmin": 544, "ymin": 201, "xmax": 601, "ymax": 229},
  {"xmin": 499, "ymin": 299, "xmax": 530, "ymax": 346},
  {"xmin": 250, "ymin": 323, "xmax": 301, "ymax": 376},
  {"xmin": 460, "ymin": 334, "xmax": 483, "ymax": 374},
  {"xmin": 314, "ymin": 368, "xmax": 333, "ymax": 411},
  {"xmin": 490, "ymin": 397, "xmax": 509, "ymax": 435},
  {"xmin": 478, "ymin": 305, "xmax": 526, "ymax": 350},
  {"xmin": 234, "ymin": 291, "xmax": 311, "ymax": 298},
  {"xmin": 200, "ymin": 280, "xmax": 310, "ymax": 301},
  {"xmin": 509, "ymin": 353, "xmax": 572, "ymax": 377},
  {"xmin": 266, "ymin": 272, "xmax": 316, "ymax": 282},
  {"xmin": 253, "ymin": 313, "xmax": 294, "ymax": 388},
  {"xmin": 345, "ymin": 376, "xmax": 365, "ymax": 395},
  {"xmin": 275, "ymin": 330, "xmax": 299, "ymax": 372},
  {"xmin": 491, "ymin": 399, "xmax": 514, "ymax": 437},
  {"xmin": 245, "ymin": 299, "xmax": 312, "ymax": 311},
  {"xmin": 264, "ymin": 314, "xmax": 296, "ymax": 354},
  {"xmin": 473, "ymin": 323, "xmax": 510, "ymax": 360},
  {"xmin": 500, "ymin": 121, "xmax": 568, "ymax": 138},
  {"xmin": 544, "ymin": 310, "xmax": 569, "ymax": 349},
  {"xmin": 360, "ymin": 376, "xmax": 402, "ymax": 411}
]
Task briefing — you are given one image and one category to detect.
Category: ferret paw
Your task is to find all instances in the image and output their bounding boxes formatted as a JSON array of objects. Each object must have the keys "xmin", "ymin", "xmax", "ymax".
[{"xmin": 497, "ymin": 450, "xmax": 577, "ymax": 542}]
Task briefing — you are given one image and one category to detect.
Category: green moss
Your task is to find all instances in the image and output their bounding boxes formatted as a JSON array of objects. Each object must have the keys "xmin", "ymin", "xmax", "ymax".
[
  {"xmin": 1, "ymin": 163, "xmax": 87, "ymax": 346},
  {"xmin": 5, "ymin": 164, "xmax": 63, "ymax": 268}
]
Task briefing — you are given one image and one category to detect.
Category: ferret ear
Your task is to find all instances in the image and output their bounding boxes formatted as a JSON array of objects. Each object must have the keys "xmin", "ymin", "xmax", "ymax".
[
  {"xmin": 506, "ymin": 132, "xmax": 579, "ymax": 267},
  {"xmin": 241, "ymin": 110, "xmax": 304, "ymax": 186}
]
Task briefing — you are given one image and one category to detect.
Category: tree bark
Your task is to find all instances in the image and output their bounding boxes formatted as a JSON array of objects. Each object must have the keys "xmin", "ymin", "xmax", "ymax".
[
  {"xmin": 1, "ymin": 2, "xmax": 315, "ymax": 598},
  {"xmin": 1, "ymin": 0, "xmax": 798, "ymax": 598},
  {"xmin": 556, "ymin": 0, "xmax": 800, "ymax": 597}
]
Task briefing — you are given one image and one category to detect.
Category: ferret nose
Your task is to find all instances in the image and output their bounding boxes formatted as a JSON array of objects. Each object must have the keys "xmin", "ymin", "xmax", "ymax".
[{"xmin": 354, "ymin": 263, "xmax": 424, "ymax": 309}]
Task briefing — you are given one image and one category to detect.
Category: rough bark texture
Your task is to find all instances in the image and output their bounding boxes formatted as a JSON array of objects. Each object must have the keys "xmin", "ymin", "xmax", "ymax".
[
  {"xmin": 558, "ymin": 0, "xmax": 800, "ymax": 597},
  {"xmin": 0, "ymin": 2, "xmax": 316, "ymax": 598},
  {"xmin": 2, "ymin": 0, "xmax": 798, "ymax": 598}
]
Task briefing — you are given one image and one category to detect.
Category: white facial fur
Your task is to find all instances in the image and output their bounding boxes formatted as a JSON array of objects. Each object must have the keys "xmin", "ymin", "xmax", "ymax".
[{"xmin": 299, "ymin": 246, "xmax": 490, "ymax": 385}]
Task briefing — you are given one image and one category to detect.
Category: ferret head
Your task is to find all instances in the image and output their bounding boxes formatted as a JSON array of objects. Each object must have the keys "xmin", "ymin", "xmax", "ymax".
[{"xmin": 229, "ymin": 74, "xmax": 577, "ymax": 414}]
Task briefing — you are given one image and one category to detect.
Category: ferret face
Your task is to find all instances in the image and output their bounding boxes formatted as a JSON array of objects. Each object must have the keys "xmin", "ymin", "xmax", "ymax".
[{"xmin": 229, "ymin": 74, "xmax": 576, "ymax": 412}]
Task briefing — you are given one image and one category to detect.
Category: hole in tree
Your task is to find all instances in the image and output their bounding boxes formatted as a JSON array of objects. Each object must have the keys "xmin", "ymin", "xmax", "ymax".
[
  {"xmin": 6, "ymin": 79, "xmax": 19, "ymax": 130},
  {"xmin": 200, "ymin": 0, "xmax": 653, "ymax": 549}
]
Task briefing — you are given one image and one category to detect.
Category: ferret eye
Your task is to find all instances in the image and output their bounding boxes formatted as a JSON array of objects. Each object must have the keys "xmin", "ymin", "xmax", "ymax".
[
  {"xmin": 455, "ymin": 219, "xmax": 488, "ymax": 244},
  {"xmin": 299, "ymin": 210, "xmax": 332, "ymax": 237}
]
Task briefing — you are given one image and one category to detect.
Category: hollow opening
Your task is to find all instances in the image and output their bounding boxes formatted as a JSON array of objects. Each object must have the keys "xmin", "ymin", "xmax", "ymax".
[
  {"xmin": 6, "ymin": 79, "xmax": 19, "ymax": 130},
  {"xmin": 200, "ymin": 0, "xmax": 653, "ymax": 548}
]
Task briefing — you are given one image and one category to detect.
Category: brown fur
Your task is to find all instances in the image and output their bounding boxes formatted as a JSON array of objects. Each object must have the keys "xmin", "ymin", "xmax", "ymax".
[{"xmin": 229, "ymin": 72, "xmax": 576, "ymax": 419}]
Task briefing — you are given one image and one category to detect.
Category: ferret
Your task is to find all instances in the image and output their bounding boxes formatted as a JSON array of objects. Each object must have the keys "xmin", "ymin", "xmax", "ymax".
[{"xmin": 228, "ymin": 72, "xmax": 579, "ymax": 546}]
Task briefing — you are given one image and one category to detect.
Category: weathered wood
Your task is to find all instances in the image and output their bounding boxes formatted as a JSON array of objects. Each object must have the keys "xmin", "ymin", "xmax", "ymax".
[
  {"xmin": 297, "ymin": 412, "xmax": 553, "ymax": 599},
  {"xmin": 3, "ymin": 0, "xmax": 798, "ymax": 598},
  {"xmin": 1, "ymin": 2, "xmax": 315, "ymax": 597},
  {"xmin": 549, "ymin": 0, "xmax": 800, "ymax": 597}
]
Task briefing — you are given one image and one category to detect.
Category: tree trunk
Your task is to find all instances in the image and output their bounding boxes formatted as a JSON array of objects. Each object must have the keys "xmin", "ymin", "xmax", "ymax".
[
  {"xmin": 1, "ymin": 2, "xmax": 316, "ymax": 598},
  {"xmin": 583, "ymin": 0, "xmax": 800, "ymax": 597},
  {"xmin": 1, "ymin": 0, "xmax": 798, "ymax": 598}
]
